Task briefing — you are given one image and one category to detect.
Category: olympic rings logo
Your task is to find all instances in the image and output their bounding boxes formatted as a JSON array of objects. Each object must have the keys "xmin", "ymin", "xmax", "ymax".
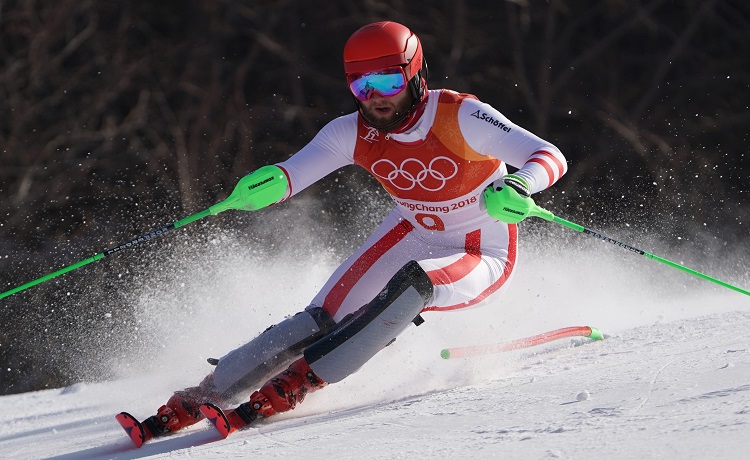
[{"xmin": 371, "ymin": 156, "xmax": 459, "ymax": 191}]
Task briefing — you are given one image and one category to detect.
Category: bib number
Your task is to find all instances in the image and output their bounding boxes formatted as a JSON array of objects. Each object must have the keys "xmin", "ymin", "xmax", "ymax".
[{"xmin": 415, "ymin": 213, "xmax": 445, "ymax": 231}]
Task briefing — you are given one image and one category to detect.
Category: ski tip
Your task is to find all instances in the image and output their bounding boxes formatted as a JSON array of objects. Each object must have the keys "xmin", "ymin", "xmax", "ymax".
[
  {"xmin": 115, "ymin": 412, "xmax": 146, "ymax": 448},
  {"xmin": 587, "ymin": 327, "xmax": 605, "ymax": 341},
  {"xmin": 200, "ymin": 403, "xmax": 232, "ymax": 439}
]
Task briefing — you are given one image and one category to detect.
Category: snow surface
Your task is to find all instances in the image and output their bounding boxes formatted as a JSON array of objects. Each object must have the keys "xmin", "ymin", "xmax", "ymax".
[{"xmin": 1, "ymin": 216, "xmax": 749, "ymax": 459}]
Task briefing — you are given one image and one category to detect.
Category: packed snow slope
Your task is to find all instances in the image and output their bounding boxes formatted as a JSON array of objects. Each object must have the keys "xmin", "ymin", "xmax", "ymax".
[{"xmin": 1, "ymin": 212, "xmax": 748, "ymax": 459}]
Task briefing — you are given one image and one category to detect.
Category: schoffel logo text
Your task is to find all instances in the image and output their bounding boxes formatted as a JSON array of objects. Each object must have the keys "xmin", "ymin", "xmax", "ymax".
[{"xmin": 470, "ymin": 110, "xmax": 512, "ymax": 132}]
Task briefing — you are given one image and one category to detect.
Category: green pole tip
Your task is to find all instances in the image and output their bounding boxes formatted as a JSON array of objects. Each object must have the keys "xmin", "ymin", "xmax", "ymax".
[
  {"xmin": 587, "ymin": 327, "xmax": 604, "ymax": 341},
  {"xmin": 440, "ymin": 349, "xmax": 451, "ymax": 360}
]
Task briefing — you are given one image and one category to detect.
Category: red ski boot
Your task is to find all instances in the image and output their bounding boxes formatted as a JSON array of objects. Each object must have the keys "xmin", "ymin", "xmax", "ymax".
[
  {"xmin": 201, "ymin": 358, "xmax": 326, "ymax": 438},
  {"xmin": 117, "ymin": 373, "xmax": 224, "ymax": 447}
]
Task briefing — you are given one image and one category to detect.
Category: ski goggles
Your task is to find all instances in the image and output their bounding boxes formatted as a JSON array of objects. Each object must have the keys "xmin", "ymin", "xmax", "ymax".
[{"xmin": 347, "ymin": 66, "xmax": 408, "ymax": 101}]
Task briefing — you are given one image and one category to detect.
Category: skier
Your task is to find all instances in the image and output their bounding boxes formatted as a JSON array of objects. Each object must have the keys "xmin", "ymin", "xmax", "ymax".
[{"xmin": 120, "ymin": 20, "xmax": 567, "ymax": 443}]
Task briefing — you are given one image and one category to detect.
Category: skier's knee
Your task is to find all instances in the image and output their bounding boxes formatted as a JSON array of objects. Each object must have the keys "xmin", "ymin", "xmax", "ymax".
[{"xmin": 303, "ymin": 261, "xmax": 433, "ymax": 383}]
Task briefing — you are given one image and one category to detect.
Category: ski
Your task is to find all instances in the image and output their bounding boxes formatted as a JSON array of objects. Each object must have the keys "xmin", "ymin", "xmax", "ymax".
[
  {"xmin": 200, "ymin": 403, "xmax": 247, "ymax": 438},
  {"xmin": 115, "ymin": 412, "xmax": 148, "ymax": 448},
  {"xmin": 115, "ymin": 403, "xmax": 255, "ymax": 448},
  {"xmin": 440, "ymin": 325, "xmax": 605, "ymax": 359},
  {"xmin": 200, "ymin": 403, "xmax": 235, "ymax": 439},
  {"xmin": 199, "ymin": 401, "xmax": 263, "ymax": 439}
]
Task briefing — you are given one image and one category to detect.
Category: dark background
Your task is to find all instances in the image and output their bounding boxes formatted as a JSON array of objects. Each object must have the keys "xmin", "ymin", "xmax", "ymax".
[{"xmin": 1, "ymin": 0, "xmax": 748, "ymax": 394}]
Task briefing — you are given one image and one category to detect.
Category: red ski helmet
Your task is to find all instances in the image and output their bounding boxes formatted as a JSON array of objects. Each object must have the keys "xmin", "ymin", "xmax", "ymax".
[
  {"xmin": 343, "ymin": 21, "xmax": 428, "ymax": 130},
  {"xmin": 343, "ymin": 21, "xmax": 424, "ymax": 84}
]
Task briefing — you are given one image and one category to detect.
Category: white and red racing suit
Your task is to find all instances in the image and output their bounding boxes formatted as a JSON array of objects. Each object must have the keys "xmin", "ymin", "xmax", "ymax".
[{"xmin": 276, "ymin": 89, "xmax": 567, "ymax": 322}]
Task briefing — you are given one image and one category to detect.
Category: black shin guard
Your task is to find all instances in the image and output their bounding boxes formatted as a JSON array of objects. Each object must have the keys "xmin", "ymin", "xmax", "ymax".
[{"xmin": 304, "ymin": 261, "xmax": 433, "ymax": 383}]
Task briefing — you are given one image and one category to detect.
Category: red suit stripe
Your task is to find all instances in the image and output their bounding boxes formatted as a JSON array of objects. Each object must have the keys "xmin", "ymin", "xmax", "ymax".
[
  {"xmin": 422, "ymin": 224, "xmax": 517, "ymax": 312},
  {"xmin": 527, "ymin": 150, "xmax": 566, "ymax": 188},
  {"xmin": 276, "ymin": 165, "xmax": 293, "ymax": 199},
  {"xmin": 322, "ymin": 220, "xmax": 415, "ymax": 317},
  {"xmin": 426, "ymin": 230, "xmax": 482, "ymax": 286}
]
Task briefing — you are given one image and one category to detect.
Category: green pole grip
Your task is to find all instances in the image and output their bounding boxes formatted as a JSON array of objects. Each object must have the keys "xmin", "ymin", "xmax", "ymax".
[
  {"xmin": 208, "ymin": 165, "xmax": 288, "ymax": 215},
  {"xmin": 1, "ymin": 166, "xmax": 290, "ymax": 301}
]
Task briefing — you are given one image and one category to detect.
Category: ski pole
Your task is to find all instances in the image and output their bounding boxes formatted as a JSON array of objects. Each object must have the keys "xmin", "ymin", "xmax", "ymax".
[
  {"xmin": 441, "ymin": 325, "xmax": 604, "ymax": 359},
  {"xmin": 526, "ymin": 203, "xmax": 750, "ymax": 297},
  {"xmin": 0, "ymin": 210, "xmax": 211, "ymax": 300},
  {"xmin": 0, "ymin": 167, "xmax": 286, "ymax": 300}
]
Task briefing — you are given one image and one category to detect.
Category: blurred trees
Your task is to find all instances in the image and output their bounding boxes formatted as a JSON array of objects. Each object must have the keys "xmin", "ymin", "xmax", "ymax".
[{"xmin": 0, "ymin": 0, "xmax": 748, "ymax": 393}]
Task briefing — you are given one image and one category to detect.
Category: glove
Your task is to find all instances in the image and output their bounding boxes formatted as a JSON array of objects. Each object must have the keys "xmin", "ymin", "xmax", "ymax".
[
  {"xmin": 482, "ymin": 174, "xmax": 534, "ymax": 224},
  {"xmin": 209, "ymin": 165, "xmax": 289, "ymax": 214}
]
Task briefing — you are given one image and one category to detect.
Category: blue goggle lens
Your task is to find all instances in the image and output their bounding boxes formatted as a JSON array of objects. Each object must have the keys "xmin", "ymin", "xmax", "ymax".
[{"xmin": 348, "ymin": 68, "xmax": 407, "ymax": 101}]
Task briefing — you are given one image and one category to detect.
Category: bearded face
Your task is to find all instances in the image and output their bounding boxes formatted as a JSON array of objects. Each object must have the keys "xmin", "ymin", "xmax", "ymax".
[{"xmin": 358, "ymin": 89, "xmax": 414, "ymax": 132}]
